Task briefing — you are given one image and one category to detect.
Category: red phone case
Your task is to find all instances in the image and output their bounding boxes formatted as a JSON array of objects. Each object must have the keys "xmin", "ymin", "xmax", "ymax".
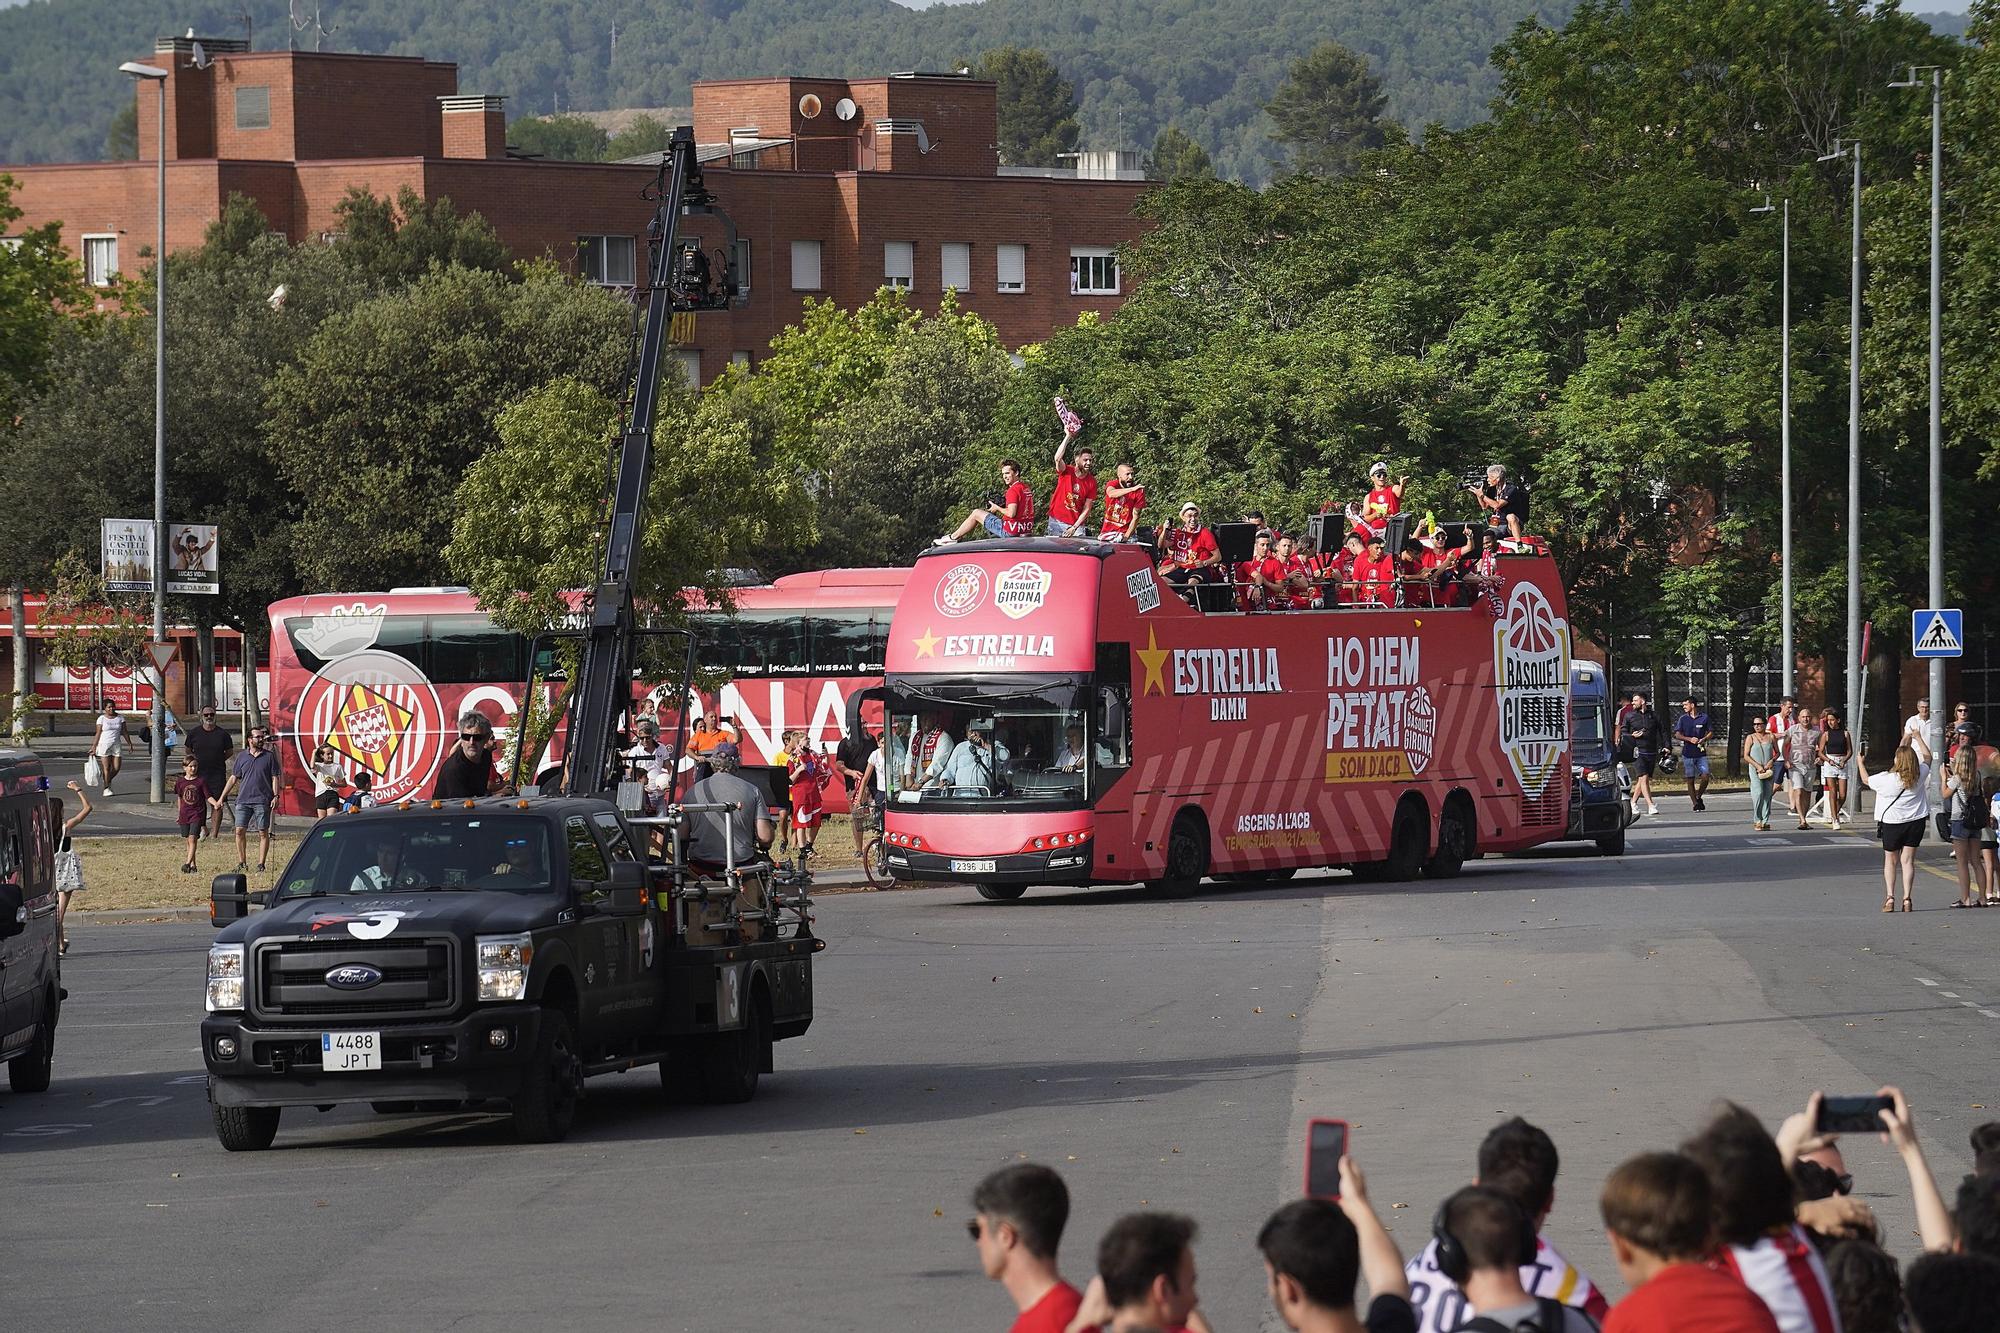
[{"xmin": 1304, "ymin": 1118, "xmax": 1349, "ymax": 1198}]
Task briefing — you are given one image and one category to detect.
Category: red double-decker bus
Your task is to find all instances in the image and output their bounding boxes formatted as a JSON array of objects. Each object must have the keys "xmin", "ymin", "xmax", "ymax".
[
  {"xmin": 266, "ymin": 570, "xmax": 904, "ymax": 816},
  {"xmin": 875, "ymin": 539, "xmax": 1574, "ymax": 899}
]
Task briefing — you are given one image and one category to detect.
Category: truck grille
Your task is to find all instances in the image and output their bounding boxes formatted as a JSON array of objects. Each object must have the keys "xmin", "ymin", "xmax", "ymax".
[{"xmin": 252, "ymin": 936, "xmax": 458, "ymax": 1022}]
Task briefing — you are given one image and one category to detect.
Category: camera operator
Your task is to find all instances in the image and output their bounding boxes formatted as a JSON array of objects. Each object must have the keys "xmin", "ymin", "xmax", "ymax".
[{"xmin": 1474, "ymin": 464, "xmax": 1529, "ymax": 540}]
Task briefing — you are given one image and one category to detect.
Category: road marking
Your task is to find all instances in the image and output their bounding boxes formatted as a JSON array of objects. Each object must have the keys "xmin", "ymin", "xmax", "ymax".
[
  {"xmin": 1981, "ymin": 1010, "xmax": 2000, "ymax": 1019},
  {"xmin": 1942, "ymin": 991, "xmax": 1960, "ymax": 998},
  {"xmin": 1912, "ymin": 976, "xmax": 1998, "ymax": 1019},
  {"xmin": 1917, "ymin": 978, "xmax": 1938, "ymax": 986}
]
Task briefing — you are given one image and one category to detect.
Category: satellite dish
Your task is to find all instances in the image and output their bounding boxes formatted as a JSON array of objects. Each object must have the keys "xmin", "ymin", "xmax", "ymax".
[
  {"xmin": 798, "ymin": 93, "xmax": 822, "ymax": 119},
  {"xmin": 834, "ymin": 97, "xmax": 858, "ymax": 122}
]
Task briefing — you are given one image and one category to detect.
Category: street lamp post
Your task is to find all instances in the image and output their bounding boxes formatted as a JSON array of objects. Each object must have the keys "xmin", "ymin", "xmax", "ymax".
[
  {"xmin": 120, "ymin": 59, "xmax": 169, "ymax": 806},
  {"xmin": 1751, "ymin": 194, "xmax": 1794, "ymax": 696},
  {"xmin": 1819, "ymin": 138, "xmax": 1863, "ymax": 810},
  {"xmin": 1891, "ymin": 66, "xmax": 1944, "ymax": 772}
]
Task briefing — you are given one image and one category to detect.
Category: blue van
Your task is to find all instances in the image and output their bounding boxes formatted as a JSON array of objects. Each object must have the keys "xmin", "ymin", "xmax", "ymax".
[{"xmin": 1563, "ymin": 662, "xmax": 1635, "ymax": 855}]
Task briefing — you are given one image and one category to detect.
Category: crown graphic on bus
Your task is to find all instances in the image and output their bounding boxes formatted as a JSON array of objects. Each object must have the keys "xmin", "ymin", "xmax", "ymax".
[{"xmin": 293, "ymin": 603, "xmax": 388, "ymax": 659}]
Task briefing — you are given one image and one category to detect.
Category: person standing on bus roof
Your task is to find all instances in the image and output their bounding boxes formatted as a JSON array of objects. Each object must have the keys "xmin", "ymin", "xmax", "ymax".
[
  {"xmin": 1156, "ymin": 503, "xmax": 1221, "ymax": 604},
  {"xmin": 936, "ymin": 460, "xmax": 1035, "ymax": 545},
  {"xmin": 1098, "ymin": 463, "xmax": 1146, "ymax": 542},
  {"xmin": 1045, "ymin": 423, "xmax": 1097, "ymax": 538},
  {"xmin": 1360, "ymin": 462, "xmax": 1405, "ymax": 537}
]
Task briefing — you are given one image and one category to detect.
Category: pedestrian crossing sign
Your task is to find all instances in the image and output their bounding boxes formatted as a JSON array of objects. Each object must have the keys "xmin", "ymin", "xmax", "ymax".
[{"xmin": 1913, "ymin": 608, "xmax": 1963, "ymax": 659}]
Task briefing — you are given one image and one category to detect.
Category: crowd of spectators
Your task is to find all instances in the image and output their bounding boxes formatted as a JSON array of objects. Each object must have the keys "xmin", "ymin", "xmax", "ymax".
[{"xmin": 972, "ymin": 1093, "xmax": 2000, "ymax": 1333}]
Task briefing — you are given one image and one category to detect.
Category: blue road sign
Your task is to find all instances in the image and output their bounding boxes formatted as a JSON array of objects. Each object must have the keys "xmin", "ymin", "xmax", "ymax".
[{"xmin": 1913, "ymin": 608, "xmax": 1963, "ymax": 659}]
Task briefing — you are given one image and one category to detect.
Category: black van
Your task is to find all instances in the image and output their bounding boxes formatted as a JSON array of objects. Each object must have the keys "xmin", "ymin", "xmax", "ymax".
[{"xmin": 0, "ymin": 750, "xmax": 61, "ymax": 1092}]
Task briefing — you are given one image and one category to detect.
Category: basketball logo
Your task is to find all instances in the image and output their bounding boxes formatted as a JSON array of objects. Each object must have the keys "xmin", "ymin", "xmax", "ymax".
[
  {"xmin": 1495, "ymin": 582, "xmax": 1570, "ymax": 799},
  {"xmin": 296, "ymin": 649, "xmax": 447, "ymax": 803}
]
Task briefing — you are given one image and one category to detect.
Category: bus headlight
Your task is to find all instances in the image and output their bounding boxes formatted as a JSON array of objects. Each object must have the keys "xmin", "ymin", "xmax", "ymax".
[
  {"xmin": 476, "ymin": 932, "xmax": 534, "ymax": 1002},
  {"xmin": 206, "ymin": 943, "xmax": 246, "ymax": 1013}
]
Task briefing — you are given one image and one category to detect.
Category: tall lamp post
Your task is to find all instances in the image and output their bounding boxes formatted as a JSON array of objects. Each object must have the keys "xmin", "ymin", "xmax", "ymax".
[
  {"xmin": 120, "ymin": 59, "xmax": 169, "ymax": 806},
  {"xmin": 1891, "ymin": 66, "xmax": 1944, "ymax": 771},
  {"xmin": 1751, "ymin": 193, "xmax": 1794, "ymax": 696},
  {"xmin": 1819, "ymin": 138, "xmax": 1863, "ymax": 807}
]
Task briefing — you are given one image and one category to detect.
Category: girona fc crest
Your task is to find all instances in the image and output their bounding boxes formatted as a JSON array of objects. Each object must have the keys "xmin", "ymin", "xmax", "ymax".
[
  {"xmin": 295, "ymin": 650, "xmax": 447, "ymax": 803},
  {"xmin": 1494, "ymin": 581, "xmax": 1571, "ymax": 799}
]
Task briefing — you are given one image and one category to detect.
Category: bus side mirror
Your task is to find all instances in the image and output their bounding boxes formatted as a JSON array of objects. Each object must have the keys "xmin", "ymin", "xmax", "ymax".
[
  {"xmin": 211, "ymin": 873, "xmax": 249, "ymax": 926},
  {"xmin": 607, "ymin": 861, "xmax": 646, "ymax": 915}
]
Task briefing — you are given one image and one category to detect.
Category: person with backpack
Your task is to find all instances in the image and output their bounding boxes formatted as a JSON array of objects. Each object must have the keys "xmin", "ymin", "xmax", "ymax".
[
  {"xmin": 1432, "ymin": 1187, "xmax": 1599, "ymax": 1333},
  {"xmin": 1942, "ymin": 745, "xmax": 1989, "ymax": 909}
]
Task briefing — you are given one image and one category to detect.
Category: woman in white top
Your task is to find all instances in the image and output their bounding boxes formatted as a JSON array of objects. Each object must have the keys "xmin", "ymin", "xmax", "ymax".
[
  {"xmin": 1859, "ymin": 736, "xmax": 1931, "ymax": 913},
  {"xmin": 92, "ymin": 703, "xmax": 132, "ymax": 795}
]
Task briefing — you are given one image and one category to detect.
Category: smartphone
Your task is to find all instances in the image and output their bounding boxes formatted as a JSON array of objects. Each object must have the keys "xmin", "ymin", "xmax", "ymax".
[
  {"xmin": 1817, "ymin": 1095, "xmax": 1894, "ymax": 1134},
  {"xmin": 1304, "ymin": 1118, "xmax": 1348, "ymax": 1199}
]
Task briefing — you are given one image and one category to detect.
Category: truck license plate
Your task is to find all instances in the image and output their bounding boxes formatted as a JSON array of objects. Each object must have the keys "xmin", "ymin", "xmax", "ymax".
[
  {"xmin": 321, "ymin": 1031, "xmax": 382, "ymax": 1072},
  {"xmin": 949, "ymin": 858, "xmax": 997, "ymax": 874}
]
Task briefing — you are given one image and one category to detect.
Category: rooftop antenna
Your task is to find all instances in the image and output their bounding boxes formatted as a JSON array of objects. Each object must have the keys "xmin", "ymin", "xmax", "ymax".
[
  {"xmin": 238, "ymin": 10, "xmax": 252, "ymax": 47},
  {"xmin": 290, "ymin": 0, "xmax": 335, "ymax": 52}
]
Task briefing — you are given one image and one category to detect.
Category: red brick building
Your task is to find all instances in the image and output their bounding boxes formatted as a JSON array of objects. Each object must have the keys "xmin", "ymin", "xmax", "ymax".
[{"xmin": 3, "ymin": 36, "xmax": 1154, "ymax": 382}]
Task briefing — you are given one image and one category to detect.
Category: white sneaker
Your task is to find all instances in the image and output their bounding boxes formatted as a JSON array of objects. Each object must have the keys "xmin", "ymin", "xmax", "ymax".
[
  {"xmin": 1647, "ymin": 804, "xmax": 1660, "ymax": 817},
  {"xmin": 931, "ymin": 534, "xmax": 956, "ymax": 547},
  {"xmin": 102, "ymin": 785, "xmax": 113, "ymax": 796}
]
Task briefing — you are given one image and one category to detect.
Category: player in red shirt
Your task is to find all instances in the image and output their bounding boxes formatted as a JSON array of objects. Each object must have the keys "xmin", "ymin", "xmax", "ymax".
[
  {"xmin": 1235, "ymin": 529, "xmax": 1287, "ymax": 611},
  {"xmin": 1358, "ymin": 462, "xmax": 1406, "ymax": 537},
  {"xmin": 938, "ymin": 459, "xmax": 1035, "ymax": 544},
  {"xmin": 1352, "ymin": 530, "xmax": 1399, "ymax": 606},
  {"xmin": 780, "ymin": 730, "xmax": 829, "ymax": 883},
  {"xmin": 1098, "ymin": 464, "xmax": 1147, "ymax": 541},
  {"xmin": 1045, "ymin": 425, "xmax": 1098, "ymax": 537},
  {"xmin": 1330, "ymin": 530, "xmax": 1368, "ymax": 604},
  {"xmin": 1273, "ymin": 534, "xmax": 1316, "ymax": 609},
  {"xmin": 1156, "ymin": 502, "xmax": 1222, "ymax": 605},
  {"xmin": 1416, "ymin": 528, "xmax": 1460, "ymax": 607},
  {"xmin": 970, "ymin": 1163, "xmax": 1085, "ymax": 1333}
]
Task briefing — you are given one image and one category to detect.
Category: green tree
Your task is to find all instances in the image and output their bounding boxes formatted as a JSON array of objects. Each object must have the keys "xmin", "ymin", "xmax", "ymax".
[
  {"xmin": 105, "ymin": 100, "xmax": 137, "ymax": 160},
  {"xmin": 1264, "ymin": 41, "xmax": 1394, "ymax": 177},
  {"xmin": 0, "ymin": 173, "xmax": 91, "ymax": 421},
  {"xmin": 271, "ymin": 263, "xmax": 629, "ymax": 592},
  {"xmin": 331, "ymin": 186, "xmax": 508, "ymax": 285},
  {"xmin": 1146, "ymin": 125, "xmax": 1214, "ymax": 182},
  {"xmin": 507, "ymin": 114, "xmax": 611, "ymax": 163},
  {"xmin": 604, "ymin": 114, "xmax": 674, "ymax": 161},
  {"xmin": 976, "ymin": 47, "xmax": 1081, "ymax": 168}
]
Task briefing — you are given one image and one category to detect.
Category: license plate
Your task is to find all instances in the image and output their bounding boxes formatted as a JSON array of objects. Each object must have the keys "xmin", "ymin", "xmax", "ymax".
[
  {"xmin": 949, "ymin": 858, "xmax": 997, "ymax": 874},
  {"xmin": 320, "ymin": 1031, "xmax": 382, "ymax": 1072}
]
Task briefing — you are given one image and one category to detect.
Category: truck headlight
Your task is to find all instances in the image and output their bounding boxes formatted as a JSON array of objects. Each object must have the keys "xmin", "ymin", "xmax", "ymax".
[
  {"xmin": 1585, "ymin": 766, "xmax": 1616, "ymax": 787},
  {"xmin": 476, "ymin": 932, "xmax": 534, "ymax": 1002},
  {"xmin": 206, "ymin": 943, "xmax": 245, "ymax": 1013}
]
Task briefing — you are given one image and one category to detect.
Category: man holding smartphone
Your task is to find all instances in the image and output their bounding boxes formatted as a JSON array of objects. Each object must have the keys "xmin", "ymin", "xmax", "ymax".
[{"xmin": 1258, "ymin": 1153, "xmax": 1417, "ymax": 1333}]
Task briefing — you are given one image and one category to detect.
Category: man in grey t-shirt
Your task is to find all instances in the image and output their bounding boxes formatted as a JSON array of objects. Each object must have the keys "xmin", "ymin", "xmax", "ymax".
[{"xmin": 684, "ymin": 743, "xmax": 773, "ymax": 869}]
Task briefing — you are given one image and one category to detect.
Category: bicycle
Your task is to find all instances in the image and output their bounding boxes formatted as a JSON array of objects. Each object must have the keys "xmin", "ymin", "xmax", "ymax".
[{"xmin": 855, "ymin": 796, "xmax": 894, "ymax": 891}]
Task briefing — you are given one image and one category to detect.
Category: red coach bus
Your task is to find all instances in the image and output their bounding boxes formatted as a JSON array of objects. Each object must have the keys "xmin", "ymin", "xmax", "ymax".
[
  {"xmin": 874, "ymin": 539, "xmax": 1573, "ymax": 899},
  {"xmin": 267, "ymin": 570, "xmax": 904, "ymax": 816}
]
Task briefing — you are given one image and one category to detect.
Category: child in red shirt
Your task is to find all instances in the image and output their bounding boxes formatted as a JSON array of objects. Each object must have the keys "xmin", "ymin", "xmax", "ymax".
[
  {"xmin": 174, "ymin": 756, "xmax": 215, "ymax": 874},
  {"xmin": 782, "ymin": 730, "xmax": 829, "ymax": 881}
]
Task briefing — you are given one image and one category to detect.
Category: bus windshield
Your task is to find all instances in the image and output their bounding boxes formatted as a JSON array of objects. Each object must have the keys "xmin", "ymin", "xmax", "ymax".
[{"xmin": 884, "ymin": 678, "xmax": 1114, "ymax": 807}]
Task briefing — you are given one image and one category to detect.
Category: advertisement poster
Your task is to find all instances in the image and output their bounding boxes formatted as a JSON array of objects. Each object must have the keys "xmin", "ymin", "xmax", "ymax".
[{"xmin": 101, "ymin": 520, "xmax": 218, "ymax": 595}]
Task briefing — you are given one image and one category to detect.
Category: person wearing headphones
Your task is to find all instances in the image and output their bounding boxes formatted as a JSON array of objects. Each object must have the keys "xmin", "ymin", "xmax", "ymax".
[{"xmin": 1431, "ymin": 1186, "xmax": 1599, "ymax": 1332}]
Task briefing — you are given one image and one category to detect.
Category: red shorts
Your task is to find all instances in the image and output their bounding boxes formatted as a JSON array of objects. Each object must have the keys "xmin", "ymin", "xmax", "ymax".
[{"xmin": 791, "ymin": 806, "xmax": 823, "ymax": 830}]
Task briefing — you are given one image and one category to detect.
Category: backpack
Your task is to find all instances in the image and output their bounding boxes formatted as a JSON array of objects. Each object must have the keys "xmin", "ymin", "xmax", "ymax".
[{"xmin": 1457, "ymin": 1296, "xmax": 1572, "ymax": 1333}]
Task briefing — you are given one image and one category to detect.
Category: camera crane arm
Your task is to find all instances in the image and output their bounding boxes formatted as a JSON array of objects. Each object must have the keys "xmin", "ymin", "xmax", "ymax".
[{"xmin": 564, "ymin": 126, "xmax": 738, "ymax": 798}]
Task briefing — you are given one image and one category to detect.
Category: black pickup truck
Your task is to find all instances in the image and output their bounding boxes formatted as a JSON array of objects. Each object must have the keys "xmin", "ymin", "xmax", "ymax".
[{"xmin": 201, "ymin": 795, "xmax": 816, "ymax": 1150}]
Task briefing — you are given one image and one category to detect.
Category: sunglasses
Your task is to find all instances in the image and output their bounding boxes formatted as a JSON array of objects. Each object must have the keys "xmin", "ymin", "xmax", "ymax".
[{"xmin": 460, "ymin": 732, "xmax": 486, "ymax": 742}]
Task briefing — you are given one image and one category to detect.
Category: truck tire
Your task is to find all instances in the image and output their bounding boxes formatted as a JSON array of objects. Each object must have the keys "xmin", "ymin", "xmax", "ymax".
[
  {"xmin": 7, "ymin": 991, "xmax": 55, "ymax": 1093},
  {"xmin": 1595, "ymin": 825, "xmax": 1626, "ymax": 856},
  {"xmin": 974, "ymin": 882, "xmax": 1027, "ymax": 902},
  {"xmin": 699, "ymin": 1000, "xmax": 769, "ymax": 1105},
  {"xmin": 213, "ymin": 1103, "xmax": 281, "ymax": 1152},
  {"xmin": 510, "ymin": 1011, "xmax": 581, "ymax": 1144}
]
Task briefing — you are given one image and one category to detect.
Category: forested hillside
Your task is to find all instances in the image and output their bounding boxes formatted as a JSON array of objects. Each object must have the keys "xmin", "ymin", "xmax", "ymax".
[{"xmin": 1, "ymin": 0, "xmax": 1579, "ymax": 182}]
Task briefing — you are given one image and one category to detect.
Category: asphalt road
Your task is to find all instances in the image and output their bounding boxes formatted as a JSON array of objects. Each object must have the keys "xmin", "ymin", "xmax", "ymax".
[{"xmin": 4, "ymin": 795, "xmax": 1996, "ymax": 1332}]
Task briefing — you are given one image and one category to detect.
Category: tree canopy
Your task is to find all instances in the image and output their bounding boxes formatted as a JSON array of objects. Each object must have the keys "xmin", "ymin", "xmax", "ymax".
[
  {"xmin": 976, "ymin": 46, "xmax": 1081, "ymax": 168},
  {"xmin": 1264, "ymin": 41, "xmax": 1396, "ymax": 177}
]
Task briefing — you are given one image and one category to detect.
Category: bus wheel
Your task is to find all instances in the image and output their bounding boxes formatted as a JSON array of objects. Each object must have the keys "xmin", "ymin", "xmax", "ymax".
[
  {"xmin": 1148, "ymin": 811, "xmax": 1210, "ymax": 898},
  {"xmin": 1383, "ymin": 800, "xmax": 1429, "ymax": 881},
  {"xmin": 974, "ymin": 882, "xmax": 1027, "ymax": 902},
  {"xmin": 1424, "ymin": 801, "xmax": 1471, "ymax": 879}
]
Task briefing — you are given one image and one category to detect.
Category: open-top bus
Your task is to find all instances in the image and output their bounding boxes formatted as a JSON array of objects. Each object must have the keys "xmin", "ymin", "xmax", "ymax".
[
  {"xmin": 266, "ymin": 570, "xmax": 904, "ymax": 816},
  {"xmin": 873, "ymin": 538, "xmax": 1574, "ymax": 898}
]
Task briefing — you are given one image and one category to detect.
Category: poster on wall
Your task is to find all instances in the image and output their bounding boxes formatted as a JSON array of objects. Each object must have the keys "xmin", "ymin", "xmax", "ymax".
[{"xmin": 101, "ymin": 520, "xmax": 219, "ymax": 594}]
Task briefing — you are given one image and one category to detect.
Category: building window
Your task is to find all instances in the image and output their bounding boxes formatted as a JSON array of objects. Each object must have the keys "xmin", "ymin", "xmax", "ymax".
[
  {"xmin": 730, "ymin": 150, "xmax": 758, "ymax": 170},
  {"xmin": 997, "ymin": 243, "xmax": 1026, "ymax": 294},
  {"xmin": 884, "ymin": 241, "xmax": 914, "ymax": 291},
  {"xmin": 81, "ymin": 234, "xmax": 118, "ymax": 287},
  {"xmin": 1070, "ymin": 247, "xmax": 1119, "ymax": 296},
  {"xmin": 674, "ymin": 350, "xmax": 703, "ymax": 387},
  {"xmin": 234, "ymin": 86, "xmax": 271, "ymax": 131},
  {"xmin": 732, "ymin": 238, "xmax": 751, "ymax": 296},
  {"xmin": 577, "ymin": 235, "xmax": 636, "ymax": 287},
  {"xmin": 940, "ymin": 242, "xmax": 971, "ymax": 293},
  {"xmin": 731, "ymin": 351, "xmax": 752, "ymax": 371},
  {"xmin": 791, "ymin": 239, "xmax": 822, "ymax": 291}
]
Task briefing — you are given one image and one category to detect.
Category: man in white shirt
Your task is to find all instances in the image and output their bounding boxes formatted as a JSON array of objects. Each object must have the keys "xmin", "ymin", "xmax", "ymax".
[
  {"xmin": 908, "ymin": 716, "xmax": 956, "ymax": 789},
  {"xmin": 938, "ymin": 721, "xmax": 1008, "ymax": 793}
]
